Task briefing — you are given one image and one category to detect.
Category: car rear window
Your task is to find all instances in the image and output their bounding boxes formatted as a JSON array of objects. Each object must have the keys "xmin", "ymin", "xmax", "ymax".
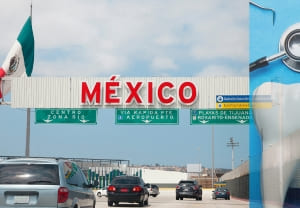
[
  {"xmin": 216, "ymin": 188, "xmax": 228, "ymax": 191},
  {"xmin": 179, "ymin": 181, "xmax": 194, "ymax": 185},
  {"xmin": 0, "ymin": 164, "xmax": 59, "ymax": 185},
  {"xmin": 112, "ymin": 177, "xmax": 140, "ymax": 185}
]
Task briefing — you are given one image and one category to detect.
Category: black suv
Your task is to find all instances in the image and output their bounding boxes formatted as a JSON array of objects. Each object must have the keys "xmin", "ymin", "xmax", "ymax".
[{"xmin": 176, "ymin": 180, "xmax": 202, "ymax": 200}]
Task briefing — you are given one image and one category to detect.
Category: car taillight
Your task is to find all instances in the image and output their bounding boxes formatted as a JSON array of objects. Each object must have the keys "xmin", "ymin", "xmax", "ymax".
[
  {"xmin": 216, "ymin": 192, "xmax": 219, "ymax": 195},
  {"xmin": 193, "ymin": 186, "xmax": 198, "ymax": 190},
  {"xmin": 108, "ymin": 185, "xmax": 116, "ymax": 192},
  {"xmin": 132, "ymin": 186, "xmax": 142, "ymax": 192},
  {"xmin": 58, "ymin": 187, "xmax": 69, "ymax": 203},
  {"xmin": 176, "ymin": 185, "xmax": 180, "ymax": 189}
]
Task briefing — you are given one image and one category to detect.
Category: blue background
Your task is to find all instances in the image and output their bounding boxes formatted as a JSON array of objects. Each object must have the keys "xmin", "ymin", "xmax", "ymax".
[{"xmin": 250, "ymin": 0, "xmax": 300, "ymax": 207}]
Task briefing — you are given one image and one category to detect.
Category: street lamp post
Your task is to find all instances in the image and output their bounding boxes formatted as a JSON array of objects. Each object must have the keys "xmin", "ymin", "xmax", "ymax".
[
  {"xmin": 212, "ymin": 126, "xmax": 214, "ymax": 188},
  {"xmin": 226, "ymin": 137, "xmax": 239, "ymax": 170}
]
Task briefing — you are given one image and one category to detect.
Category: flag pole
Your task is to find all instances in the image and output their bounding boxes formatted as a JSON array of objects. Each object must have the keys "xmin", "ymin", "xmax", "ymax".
[
  {"xmin": 30, "ymin": 1, "xmax": 32, "ymax": 17},
  {"xmin": 25, "ymin": 108, "xmax": 31, "ymax": 157},
  {"xmin": 25, "ymin": 1, "xmax": 32, "ymax": 157}
]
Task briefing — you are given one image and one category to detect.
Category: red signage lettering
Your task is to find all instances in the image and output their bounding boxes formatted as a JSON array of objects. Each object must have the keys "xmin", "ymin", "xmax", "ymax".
[
  {"xmin": 80, "ymin": 76, "xmax": 199, "ymax": 106},
  {"xmin": 125, "ymin": 82, "xmax": 143, "ymax": 104},
  {"xmin": 81, "ymin": 82, "xmax": 101, "ymax": 104}
]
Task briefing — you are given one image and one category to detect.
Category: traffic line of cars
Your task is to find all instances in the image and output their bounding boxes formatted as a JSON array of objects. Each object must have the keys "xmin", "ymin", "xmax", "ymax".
[
  {"xmin": 175, "ymin": 179, "xmax": 231, "ymax": 201},
  {"xmin": 97, "ymin": 178, "xmax": 231, "ymax": 207},
  {"xmin": 0, "ymin": 157, "xmax": 230, "ymax": 208}
]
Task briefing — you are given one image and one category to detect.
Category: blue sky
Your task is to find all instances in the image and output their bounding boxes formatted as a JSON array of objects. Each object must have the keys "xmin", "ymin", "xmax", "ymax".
[{"xmin": 0, "ymin": 0, "xmax": 248, "ymax": 169}]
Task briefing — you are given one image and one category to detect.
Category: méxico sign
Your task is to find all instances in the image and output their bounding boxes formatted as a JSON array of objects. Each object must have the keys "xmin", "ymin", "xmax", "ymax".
[
  {"xmin": 116, "ymin": 109, "xmax": 178, "ymax": 124},
  {"xmin": 11, "ymin": 76, "xmax": 248, "ymax": 109},
  {"xmin": 82, "ymin": 76, "xmax": 198, "ymax": 106},
  {"xmin": 190, "ymin": 109, "xmax": 250, "ymax": 125},
  {"xmin": 35, "ymin": 109, "xmax": 97, "ymax": 124}
]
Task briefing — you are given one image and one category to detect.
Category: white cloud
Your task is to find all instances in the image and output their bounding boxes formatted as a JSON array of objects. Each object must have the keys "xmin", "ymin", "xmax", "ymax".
[
  {"xmin": 197, "ymin": 65, "xmax": 248, "ymax": 77},
  {"xmin": 190, "ymin": 26, "xmax": 248, "ymax": 61},
  {"xmin": 0, "ymin": 0, "xmax": 248, "ymax": 77},
  {"xmin": 95, "ymin": 54, "xmax": 128, "ymax": 73},
  {"xmin": 151, "ymin": 57, "xmax": 178, "ymax": 70},
  {"xmin": 154, "ymin": 34, "xmax": 179, "ymax": 46}
]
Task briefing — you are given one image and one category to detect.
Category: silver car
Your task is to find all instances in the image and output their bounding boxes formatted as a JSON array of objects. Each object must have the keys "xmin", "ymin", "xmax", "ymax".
[
  {"xmin": 145, "ymin": 184, "xmax": 160, "ymax": 197},
  {"xmin": 0, "ymin": 157, "xmax": 97, "ymax": 208},
  {"xmin": 96, "ymin": 186, "xmax": 108, "ymax": 197}
]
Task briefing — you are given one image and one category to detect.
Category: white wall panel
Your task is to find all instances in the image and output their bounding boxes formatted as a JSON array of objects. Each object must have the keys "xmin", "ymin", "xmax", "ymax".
[
  {"xmin": 11, "ymin": 76, "xmax": 249, "ymax": 109},
  {"xmin": 12, "ymin": 77, "xmax": 71, "ymax": 108}
]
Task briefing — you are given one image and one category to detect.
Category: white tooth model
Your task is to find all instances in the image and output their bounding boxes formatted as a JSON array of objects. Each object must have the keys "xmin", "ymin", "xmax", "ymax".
[{"xmin": 253, "ymin": 82, "xmax": 300, "ymax": 208}]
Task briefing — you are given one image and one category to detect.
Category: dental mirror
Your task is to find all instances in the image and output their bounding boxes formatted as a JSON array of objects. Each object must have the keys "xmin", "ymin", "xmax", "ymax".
[
  {"xmin": 281, "ymin": 26, "xmax": 300, "ymax": 72},
  {"xmin": 250, "ymin": 23, "xmax": 300, "ymax": 72}
]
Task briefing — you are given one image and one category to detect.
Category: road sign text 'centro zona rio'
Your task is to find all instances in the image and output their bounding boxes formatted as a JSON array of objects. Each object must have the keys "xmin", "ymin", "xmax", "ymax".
[{"xmin": 35, "ymin": 109, "xmax": 97, "ymax": 124}]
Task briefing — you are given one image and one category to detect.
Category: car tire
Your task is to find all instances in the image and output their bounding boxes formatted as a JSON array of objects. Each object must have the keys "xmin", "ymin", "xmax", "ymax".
[
  {"xmin": 97, "ymin": 192, "xmax": 101, "ymax": 197},
  {"xmin": 228, "ymin": 196, "xmax": 230, "ymax": 200},
  {"xmin": 176, "ymin": 195, "xmax": 179, "ymax": 200},
  {"xmin": 139, "ymin": 201, "xmax": 144, "ymax": 207},
  {"xmin": 180, "ymin": 197, "xmax": 183, "ymax": 200},
  {"xmin": 108, "ymin": 201, "xmax": 113, "ymax": 207},
  {"xmin": 153, "ymin": 194, "xmax": 157, "ymax": 197},
  {"xmin": 144, "ymin": 199, "xmax": 149, "ymax": 206}
]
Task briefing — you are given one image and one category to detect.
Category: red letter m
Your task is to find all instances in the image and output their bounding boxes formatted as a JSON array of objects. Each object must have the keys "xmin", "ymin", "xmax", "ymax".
[{"xmin": 81, "ymin": 82, "xmax": 101, "ymax": 104}]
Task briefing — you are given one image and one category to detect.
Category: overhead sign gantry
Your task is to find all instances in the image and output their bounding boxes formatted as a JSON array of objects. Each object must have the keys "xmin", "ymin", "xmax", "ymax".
[
  {"xmin": 5, "ymin": 75, "xmax": 251, "ymax": 125},
  {"xmin": 11, "ymin": 76, "xmax": 249, "ymax": 109}
]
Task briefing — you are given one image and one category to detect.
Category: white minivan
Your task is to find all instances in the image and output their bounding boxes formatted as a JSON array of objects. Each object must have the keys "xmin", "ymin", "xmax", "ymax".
[{"xmin": 0, "ymin": 157, "xmax": 97, "ymax": 208}]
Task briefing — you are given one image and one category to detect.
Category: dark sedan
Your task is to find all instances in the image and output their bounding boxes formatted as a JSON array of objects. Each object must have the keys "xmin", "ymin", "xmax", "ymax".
[
  {"xmin": 212, "ymin": 187, "xmax": 230, "ymax": 200},
  {"xmin": 176, "ymin": 180, "xmax": 202, "ymax": 200},
  {"xmin": 107, "ymin": 176, "xmax": 149, "ymax": 207}
]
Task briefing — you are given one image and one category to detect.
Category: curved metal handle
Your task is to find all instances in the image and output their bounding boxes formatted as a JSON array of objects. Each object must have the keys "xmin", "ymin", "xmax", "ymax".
[{"xmin": 249, "ymin": 57, "xmax": 268, "ymax": 72}]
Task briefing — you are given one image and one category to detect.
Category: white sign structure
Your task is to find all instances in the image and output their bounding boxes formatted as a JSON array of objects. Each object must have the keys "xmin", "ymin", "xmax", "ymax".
[
  {"xmin": 11, "ymin": 76, "xmax": 248, "ymax": 109},
  {"xmin": 187, "ymin": 164, "xmax": 202, "ymax": 173}
]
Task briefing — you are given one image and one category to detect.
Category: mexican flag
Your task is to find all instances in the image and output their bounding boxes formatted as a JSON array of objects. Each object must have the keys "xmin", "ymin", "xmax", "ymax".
[{"xmin": 0, "ymin": 16, "xmax": 34, "ymax": 98}]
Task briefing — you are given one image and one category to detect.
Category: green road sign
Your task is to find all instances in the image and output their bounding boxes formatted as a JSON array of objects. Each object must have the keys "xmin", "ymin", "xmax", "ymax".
[
  {"xmin": 190, "ymin": 109, "xmax": 250, "ymax": 125},
  {"xmin": 35, "ymin": 109, "xmax": 97, "ymax": 124},
  {"xmin": 116, "ymin": 109, "xmax": 179, "ymax": 125}
]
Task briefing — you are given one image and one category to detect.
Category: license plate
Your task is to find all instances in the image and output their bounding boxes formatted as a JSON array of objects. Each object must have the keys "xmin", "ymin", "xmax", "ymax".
[
  {"xmin": 184, "ymin": 188, "xmax": 189, "ymax": 191},
  {"xmin": 120, "ymin": 188, "xmax": 129, "ymax": 192},
  {"xmin": 14, "ymin": 195, "xmax": 29, "ymax": 204}
]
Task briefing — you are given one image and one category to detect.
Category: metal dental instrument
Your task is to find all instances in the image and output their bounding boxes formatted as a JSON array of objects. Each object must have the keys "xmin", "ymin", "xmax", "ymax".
[
  {"xmin": 250, "ymin": 23, "xmax": 300, "ymax": 72},
  {"xmin": 249, "ymin": 1, "xmax": 276, "ymax": 25}
]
